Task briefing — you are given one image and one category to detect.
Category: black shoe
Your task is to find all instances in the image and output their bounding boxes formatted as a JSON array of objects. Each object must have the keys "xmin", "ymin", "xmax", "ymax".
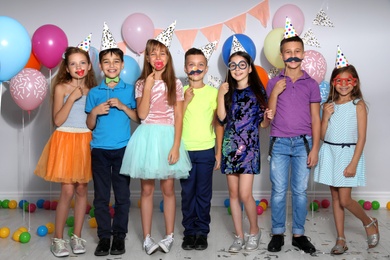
[
  {"xmin": 181, "ymin": 235, "xmax": 196, "ymax": 250},
  {"xmin": 292, "ymin": 235, "xmax": 316, "ymax": 254},
  {"xmin": 195, "ymin": 235, "xmax": 208, "ymax": 250},
  {"xmin": 267, "ymin": 234, "xmax": 284, "ymax": 252},
  {"xmin": 110, "ymin": 236, "xmax": 125, "ymax": 255},
  {"xmin": 95, "ymin": 237, "xmax": 110, "ymax": 256}
]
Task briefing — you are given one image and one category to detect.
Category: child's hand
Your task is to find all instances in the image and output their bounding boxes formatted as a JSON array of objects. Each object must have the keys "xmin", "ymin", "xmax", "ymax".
[
  {"xmin": 168, "ymin": 147, "xmax": 179, "ymax": 165},
  {"xmin": 107, "ymin": 98, "xmax": 124, "ymax": 110},
  {"xmin": 184, "ymin": 86, "xmax": 194, "ymax": 103},
  {"xmin": 322, "ymin": 103, "xmax": 334, "ymax": 120},
  {"xmin": 344, "ymin": 163, "xmax": 357, "ymax": 178},
  {"xmin": 94, "ymin": 101, "xmax": 110, "ymax": 115},
  {"xmin": 68, "ymin": 86, "xmax": 83, "ymax": 102},
  {"xmin": 145, "ymin": 71, "xmax": 155, "ymax": 89},
  {"xmin": 218, "ymin": 82, "xmax": 229, "ymax": 97},
  {"xmin": 265, "ymin": 108, "xmax": 274, "ymax": 120},
  {"xmin": 272, "ymin": 79, "xmax": 286, "ymax": 96}
]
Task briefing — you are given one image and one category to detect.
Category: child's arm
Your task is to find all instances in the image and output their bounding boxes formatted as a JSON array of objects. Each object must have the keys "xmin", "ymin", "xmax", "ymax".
[
  {"xmin": 213, "ymin": 112, "xmax": 224, "ymax": 170},
  {"xmin": 169, "ymin": 100, "xmax": 184, "ymax": 165},
  {"xmin": 137, "ymin": 73, "xmax": 154, "ymax": 120},
  {"xmin": 320, "ymin": 103, "xmax": 335, "ymax": 140},
  {"xmin": 267, "ymin": 79, "xmax": 286, "ymax": 117},
  {"xmin": 260, "ymin": 108, "xmax": 273, "ymax": 128},
  {"xmin": 52, "ymin": 84, "xmax": 83, "ymax": 127},
  {"xmin": 183, "ymin": 86, "xmax": 194, "ymax": 113},
  {"xmin": 86, "ymin": 102, "xmax": 110, "ymax": 130},
  {"xmin": 107, "ymin": 98, "xmax": 139, "ymax": 123},
  {"xmin": 344, "ymin": 100, "xmax": 367, "ymax": 177},
  {"xmin": 307, "ymin": 102, "xmax": 321, "ymax": 168},
  {"xmin": 217, "ymin": 82, "xmax": 229, "ymax": 121}
]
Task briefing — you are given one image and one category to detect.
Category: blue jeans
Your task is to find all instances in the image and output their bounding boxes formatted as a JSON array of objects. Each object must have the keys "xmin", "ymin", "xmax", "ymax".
[{"xmin": 269, "ymin": 136, "xmax": 312, "ymax": 235}]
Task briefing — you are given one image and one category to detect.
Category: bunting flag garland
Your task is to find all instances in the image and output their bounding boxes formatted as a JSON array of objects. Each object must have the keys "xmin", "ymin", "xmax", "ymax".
[
  {"xmin": 207, "ymin": 75, "xmax": 223, "ymax": 89},
  {"xmin": 313, "ymin": 9, "xmax": 335, "ymax": 27},
  {"xmin": 302, "ymin": 29, "xmax": 321, "ymax": 48}
]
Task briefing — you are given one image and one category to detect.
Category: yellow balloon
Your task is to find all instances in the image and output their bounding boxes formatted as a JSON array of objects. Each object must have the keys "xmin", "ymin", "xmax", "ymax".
[{"xmin": 263, "ymin": 28, "xmax": 285, "ymax": 69}]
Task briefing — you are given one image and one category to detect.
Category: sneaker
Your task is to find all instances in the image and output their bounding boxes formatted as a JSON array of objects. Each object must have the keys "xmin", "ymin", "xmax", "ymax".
[
  {"xmin": 194, "ymin": 235, "xmax": 208, "ymax": 250},
  {"xmin": 267, "ymin": 234, "xmax": 284, "ymax": 252},
  {"xmin": 51, "ymin": 238, "xmax": 70, "ymax": 257},
  {"xmin": 245, "ymin": 230, "xmax": 261, "ymax": 251},
  {"xmin": 70, "ymin": 234, "xmax": 86, "ymax": 254},
  {"xmin": 292, "ymin": 235, "xmax": 316, "ymax": 254},
  {"xmin": 94, "ymin": 237, "xmax": 110, "ymax": 256},
  {"xmin": 228, "ymin": 235, "xmax": 245, "ymax": 253},
  {"xmin": 110, "ymin": 236, "xmax": 125, "ymax": 255},
  {"xmin": 158, "ymin": 233, "xmax": 174, "ymax": 253},
  {"xmin": 143, "ymin": 234, "xmax": 159, "ymax": 255},
  {"xmin": 181, "ymin": 235, "xmax": 196, "ymax": 250}
]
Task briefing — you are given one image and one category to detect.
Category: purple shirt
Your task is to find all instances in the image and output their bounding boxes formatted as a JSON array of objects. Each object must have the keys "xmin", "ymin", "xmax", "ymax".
[{"xmin": 266, "ymin": 70, "xmax": 321, "ymax": 137}]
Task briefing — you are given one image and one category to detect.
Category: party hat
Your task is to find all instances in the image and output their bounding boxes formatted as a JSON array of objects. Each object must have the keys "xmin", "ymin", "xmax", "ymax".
[
  {"xmin": 100, "ymin": 22, "xmax": 118, "ymax": 51},
  {"xmin": 230, "ymin": 36, "xmax": 247, "ymax": 56},
  {"xmin": 284, "ymin": 17, "xmax": 298, "ymax": 39},
  {"xmin": 77, "ymin": 33, "xmax": 92, "ymax": 52},
  {"xmin": 199, "ymin": 41, "xmax": 218, "ymax": 61},
  {"xmin": 155, "ymin": 21, "xmax": 176, "ymax": 48},
  {"xmin": 335, "ymin": 45, "xmax": 349, "ymax": 68}
]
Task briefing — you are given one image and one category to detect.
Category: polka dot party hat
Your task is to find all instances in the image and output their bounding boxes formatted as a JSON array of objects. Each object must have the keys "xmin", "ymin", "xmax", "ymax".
[
  {"xmin": 100, "ymin": 22, "xmax": 118, "ymax": 51},
  {"xmin": 77, "ymin": 33, "xmax": 92, "ymax": 52},
  {"xmin": 230, "ymin": 35, "xmax": 247, "ymax": 56},
  {"xmin": 335, "ymin": 45, "xmax": 349, "ymax": 69},
  {"xmin": 155, "ymin": 21, "xmax": 176, "ymax": 48},
  {"xmin": 284, "ymin": 17, "xmax": 298, "ymax": 39},
  {"xmin": 199, "ymin": 41, "xmax": 218, "ymax": 61}
]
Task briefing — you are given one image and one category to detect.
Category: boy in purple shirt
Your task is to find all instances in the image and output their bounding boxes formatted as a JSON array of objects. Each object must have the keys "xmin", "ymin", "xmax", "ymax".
[{"xmin": 266, "ymin": 35, "xmax": 321, "ymax": 254}]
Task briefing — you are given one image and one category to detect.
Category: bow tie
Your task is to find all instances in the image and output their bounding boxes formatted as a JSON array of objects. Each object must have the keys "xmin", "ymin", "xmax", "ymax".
[{"xmin": 105, "ymin": 76, "xmax": 119, "ymax": 84}]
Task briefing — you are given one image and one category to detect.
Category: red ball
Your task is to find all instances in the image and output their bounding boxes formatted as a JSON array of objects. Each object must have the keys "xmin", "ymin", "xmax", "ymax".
[
  {"xmin": 50, "ymin": 201, "xmax": 58, "ymax": 210},
  {"xmin": 256, "ymin": 205, "xmax": 264, "ymax": 215},
  {"xmin": 260, "ymin": 198, "xmax": 269, "ymax": 206},
  {"xmin": 85, "ymin": 204, "xmax": 92, "ymax": 215},
  {"xmin": 363, "ymin": 201, "xmax": 372, "ymax": 210},
  {"xmin": 43, "ymin": 200, "xmax": 51, "ymax": 210},
  {"xmin": 109, "ymin": 207, "xmax": 115, "ymax": 218},
  {"xmin": 321, "ymin": 199, "xmax": 330, "ymax": 208},
  {"xmin": 27, "ymin": 203, "xmax": 37, "ymax": 213},
  {"xmin": 313, "ymin": 200, "xmax": 321, "ymax": 207}
]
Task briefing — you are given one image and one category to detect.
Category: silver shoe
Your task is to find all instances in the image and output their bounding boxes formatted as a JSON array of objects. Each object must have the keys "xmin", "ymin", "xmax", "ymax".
[
  {"xmin": 245, "ymin": 230, "xmax": 261, "ymax": 251},
  {"xmin": 228, "ymin": 235, "xmax": 245, "ymax": 253},
  {"xmin": 143, "ymin": 234, "xmax": 159, "ymax": 255},
  {"xmin": 330, "ymin": 237, "xmax": 348, "ymax": 255},
  {"xmin": 70, "ymin": 234, "xmax": 86, "ymax": 254},
  {"xmin": 364, "ymin": 217, "xmax": 380, "ymax": 248},
  {"xmin": 51, "ymin": 238, "xmax": 70, "ymax": 257},
  {"xmin": 158, "ymin": 233, "xmax": 174, "ymax": 253}
]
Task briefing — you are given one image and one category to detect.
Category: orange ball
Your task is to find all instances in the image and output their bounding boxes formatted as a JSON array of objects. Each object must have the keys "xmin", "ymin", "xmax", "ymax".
[
  {"xmin": 387, "ymin": 201, "xmax": 390, "ymax": 210},
  {"xmin": 88, "ymin": 217, "xmax": 97, "ymax": 228},
  {"xmin": 137, "ymin": 199, "xmax": 141, "ymax": 208},
  {"xmin": 8, "ymin": 200, "xmax": 17, "ymax": 209},
  {"xmin": 259, "ymin": 201, "xmax": 267, "ymax": 211},
  {"xmin": 0, "ymin": 227, "xmax": 10, "ymax": 238},
  {"xmin": 70, "ymin": 199, "xmax": 75, "ymax": 208},
  {"xmin": 12, "ymin": 230, "xmax": 23, "ymax": 242},
  {"xmin": 46, "ymin": 222, "xmax": 55, "ymax": 234}
]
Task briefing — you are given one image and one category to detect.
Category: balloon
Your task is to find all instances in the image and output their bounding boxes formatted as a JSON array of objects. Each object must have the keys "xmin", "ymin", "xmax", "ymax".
[
  {"xmin": 89, "ymin": 46, "xmax": 103, "ymax": 83},
  {"xmin": 0, "ymin": 16, "xmax": 31, "ymax": 82},
  {"xmin": 24, "ymin": 51, "xmax": 41, "ymax": 70},
  {"xmin": 10, "ymin": 68, "xmax": 48, "ymax": 112},
  {"xmin": 272, "ymin": 4, "xmax": 305, "ymax": 35},
  {"xmin": 32, "ymin": 24, "xmax": 68, "ymax": 69},
  {"xmin": 319, "ymin": 80, "xmax": 330, "ymax": 103},
  {"xmin": 255, "ymin": 65, "xmax": 269, "ymax": 88},
  {"xmin": 301, "ymin": 50, "xmax": 327, "ymax": 84},
  {"xmin": 263, "ymin": 28, "xmax": 285, "ymax": 69},
  {"xmin": 122, "ymin": 13, "xmax": 154, "ymax": 55},
  {"xmin": 222, "ymin": 34, "xmax": 256, "ymax": 67},
  {"xmin": 120, "ymin": 55, "xmax": 141, "ymax": 85}
]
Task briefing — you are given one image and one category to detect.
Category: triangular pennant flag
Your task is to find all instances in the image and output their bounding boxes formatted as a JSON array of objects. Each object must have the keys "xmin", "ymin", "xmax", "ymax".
[
  {"xmin": 230, "ymin": 35, "xmax": 247, "ymax": 56},
  {"xmin": 302, "ymin": 29, "xmax": 321, "ymax": 48},
  {"xmin": 224, "ymin": 14, "xmax": 246, "ymax": 34},
  {"xmin": 247, "ymin": 0, "xmax": 270, "ymax": 28},
  {"xmin": 175, "ymin": 29, "xmax": 198, "ymax": 51},
  {"xmin": 313, "ymin": 9, "xmax": 335, "ymax": 27},
  {"xmin": 100, "ymin": 22, "xmax": 118, "ymax": 51},
  {"xmin": 207, "ymin": 74, "xmax": 222, "ymax": 89},
  {"xmin": 200, "ymin": 24, "xmax": 223, "ymax": 45},
  {"xmin": 155, "ymin": 21, "xmax": 176, "ymax": 48},
  {"xmin": 335, "ymin": 45, "xmax": 349, "ymax": 69},
  {"xmin": 77, "ymin": 33, "xmax": 92, "ymax": 52},
  {"xmin": 199, "ymin": 41, "xmax": 218, "ymax": 61}
]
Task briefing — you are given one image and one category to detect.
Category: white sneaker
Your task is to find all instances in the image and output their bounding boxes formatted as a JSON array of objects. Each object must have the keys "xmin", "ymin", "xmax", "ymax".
[
  {"xmin": 228, "ymin": 235, "xmax": 245, "ymax": 253},
  {"xmin": 51, "ymin": 238, "xmax": 70, "ymax": 257},
  {"xmin": 245, "ymin": 230, "xmax": 261, "ymax": 251},
  {"xmin": 70, "ymin": 234, "xmax": 86, "ymax": 254},
  {"xmin": 143, "ymin": 234, "xmax": 159, "ymax": 255},
  {"xmin": 158, "ymin": 233, "xmax": 174, "ymax": 253}
]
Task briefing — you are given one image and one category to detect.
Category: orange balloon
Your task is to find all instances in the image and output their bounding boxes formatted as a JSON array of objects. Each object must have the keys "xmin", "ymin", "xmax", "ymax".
[
  {"xmin": 24, "ymin": 51, "xmax": 41, "ymax": 70},
  {"xmin": 255, "ymin": 65, "xmax": 269, "ymax": 89}
]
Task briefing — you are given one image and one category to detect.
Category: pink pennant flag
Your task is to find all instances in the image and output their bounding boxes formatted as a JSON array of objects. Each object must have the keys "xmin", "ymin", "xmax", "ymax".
[
  {"xmin": 247, "ymin": 0, "xmax": 270, "ymax": 28},
  {"xmin": 224, "ymin": 14, "xmax": 246, "ymax": 34},
  {"xmin": 175, "ymin": 29, "xmax": 199, "ymax": 51},
  {"xmin": 200, "ymin": 23, "xmax": 223, "ymax": 48},
  {"xmin": 154, "ymin": 29, "xmax": 163, "ymax": 38}
]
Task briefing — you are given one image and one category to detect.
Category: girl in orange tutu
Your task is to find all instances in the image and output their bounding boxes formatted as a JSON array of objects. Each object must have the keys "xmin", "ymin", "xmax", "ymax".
[{"xmin": 34, "ymin": 38, "xmax": 97, "ymax": 257}]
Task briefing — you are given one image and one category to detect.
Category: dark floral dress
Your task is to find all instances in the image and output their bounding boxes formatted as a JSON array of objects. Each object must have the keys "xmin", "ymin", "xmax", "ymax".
[{"xmin": 221, "ymin": 87, "xmax": 265, "ymax": 174}]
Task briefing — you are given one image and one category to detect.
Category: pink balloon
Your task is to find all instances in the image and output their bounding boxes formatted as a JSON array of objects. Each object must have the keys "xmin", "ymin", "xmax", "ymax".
[
  {"xmin": 32, "ymin": 24, "xmax": 68, "ymax": 69},
  {"xmin": 10, "ymin": 68, "xmax": 48, "ymax": 111},
  {"xmin": 301, "ymin": 50, "xmax": 327, "ymax": 84},
  {"xmin": 122, "ymin": 13, "xmax": 154, "ymax": 55},
  {"xmin": 272, "ymin": 4, "xmax": 305, "ymax": 35}
]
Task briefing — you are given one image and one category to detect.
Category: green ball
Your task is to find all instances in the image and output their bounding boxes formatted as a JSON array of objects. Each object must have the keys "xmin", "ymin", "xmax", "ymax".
[
  {"xmin": 67, "ymin": 227, "xmax": 74, "ymax": 237},
  {"xmin": 66, "ymin": 216, "xmax": 75, "ymax": 227},
  {"xmin": 89, "ymin": 207, "xmax": 95, "ymax": 218},
  {"xmin": 227, "ymin": 206, "xmax": 231, "ymax": 215},
  {"xmin": 19, "ymin": 232, "xmax": 31, "ymax": 243},
  {"xmin": 358, "ymin": 199, "xmax": 365, "ymax": 207},
  {"xmin": 309, "ymin": 202, "xmax": 319, "ymax": 211},
  {"xmin": 372, "ymin": 200, "xmax": 380, "ymax": 210},
  {"xmin": 1, "ymin": 199, "xmax": 10, "ymax": 208}
]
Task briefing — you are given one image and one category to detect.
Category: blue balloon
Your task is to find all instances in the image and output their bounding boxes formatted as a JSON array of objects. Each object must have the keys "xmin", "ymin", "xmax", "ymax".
[
  {"xmin": 0, "ymin": 16, "xmax": 31, "ymax": 82},
  {"xmin": 319, "ymin": 80, "xmax": 330, "ymax": 103},
  {"xmin": 222, "ymin": 34, "xmax": 256, "ymax": 67},
  {"xmin": 121, "ymin": 55, "xmax": 141, "ymax": 85}
]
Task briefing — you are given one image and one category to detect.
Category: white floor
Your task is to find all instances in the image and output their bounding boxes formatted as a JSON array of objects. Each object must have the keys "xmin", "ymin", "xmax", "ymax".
[{"xmin": 1, "ymin": 202, "xmax": 389, "ymax": 260}]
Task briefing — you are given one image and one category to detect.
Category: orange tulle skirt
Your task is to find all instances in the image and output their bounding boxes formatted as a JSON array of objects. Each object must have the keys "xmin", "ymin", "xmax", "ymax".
[{"xmin": 34, "ymin": 128, "xmax": 92, "ymax": 183}]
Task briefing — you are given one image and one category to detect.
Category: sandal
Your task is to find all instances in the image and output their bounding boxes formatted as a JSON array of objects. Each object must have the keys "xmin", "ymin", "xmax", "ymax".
[
  {"xmin": 330, "ymin": 237, "xmax": 348, "ymax": 255},
  {"xmin": 364, "ymin": 217, "xmax": 380, "ymax": 248}
]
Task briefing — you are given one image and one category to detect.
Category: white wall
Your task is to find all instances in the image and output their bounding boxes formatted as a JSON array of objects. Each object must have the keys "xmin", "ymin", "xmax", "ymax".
[{"xmin": 1, "ymin": 0, "xmax": 389, "ymax": 206}]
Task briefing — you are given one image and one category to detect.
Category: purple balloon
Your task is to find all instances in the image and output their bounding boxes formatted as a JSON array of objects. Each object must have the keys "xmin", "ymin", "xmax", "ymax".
[
  {"xmin": 122, "ymin": 13, "xmax": 154, "ymax": 55},
  {"xmin": 32, "ymin": 24, "xmax": 68, "ymax": 69}
]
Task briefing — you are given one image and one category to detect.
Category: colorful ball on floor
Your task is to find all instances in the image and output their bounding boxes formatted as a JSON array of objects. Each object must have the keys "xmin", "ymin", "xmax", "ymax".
[
  {"xmin": 371, "ymin": 200, "xmax": 380, "ymax": 210},
  {"xmin": 259, "ymin": 201, "xmax": 267, "ymax": 211},
  {"xmin": 309, "ymin": 202, "xmax": 319, "ymax": 211},
  {"xmin": 18, "ymin": 227, "xmax": 28, "ymax": 233},
  {"xmin": 160, "ymin": 200, "xmax": 164, "ymax": 212},
  {"xmin": 321, "ymin": 199, "xmax": 330, "ymax": 208},
  {"xmin": 227, "ymin": 206, "xmax": 231, "ymax": 215},
  {"xmin": 19, "ymin": 200, "xmax": 28, "ymax": 209},
  {"xmin": 45, "ymin": 222, "xmax": 55, "ymax": 234},
  {"xmin": 19, "ymin": 232, "xmax": 31, "ymax": 243},
  {"xmin": 224, "ymin": 198, "xmax": 230, "ymax": 208},
  {"xmin": 66, "ymin": 216, "xmax": 75, "ymax": 227},
  {"xmin": 37, "ymin": 225, "xmax": 48, "ymax": 237},
  {"xmin": 387, "ymin": 201, "xmax": 390, "ymax": 210},
  {"xmin": 358, "ymin": 199, "xmax": 365, "ymax": 208},
  {"xmin": 67, "ymin": 227, "xmax": 74, "ymax": 237},
  {"xmin": 256, "ymin": 205, "xmax": 264, "ymax": 215},
  {"xmin": 36, "ymin": 199, "xmax": 45, "ymax": 209},
  {"xmin": 88, "ymin": 217, "xmax": 97, "ymax": 228},
  {"xmin": 137, "ymin": 199, "xmax": 141, "ymax": 208},
  {"xmin": 50, "ymin": 201, "xmax": 58, "ymax": 210},
  {"xmin": 12, "ymin": 230, "xmax": 23, "ymax": 242},
  {"xmin": 89, "ymin": 207, "xmax": 95, "ymax": 218},
  {"xmin": 255, "ymin": 200, "xmax": 260, "ymax": 206},
  {"xmin": 43, "ymin": 200, "xmax": 51, "ymax": 210},
  {"xmin": 1, "ymin": 199, "xmax": 10, "ymax": 208},
  {"xmin": 85, "ymin": 204, "xmax": 92, "ymax": 214},
  {"xmin": 26, "ymin": 203, "xmax": 37, "ymax": 213},
  {"xmin": 313, "ymin": 200, "xmax": 321, "ymax": 207},
  {"xmin": 0, "ymin": 227, "xmax": 10, "ymax": 238},
  {"xmin": 260, "ymin": 198, "xmax": 269, "ymax": 206},
  {"xmin": 109, "ymin": 207, "xmax": 115, "ymax": 218},
  {"xmin": 363, "ymin": 201, "xmax": 372, "ymax": 210}
]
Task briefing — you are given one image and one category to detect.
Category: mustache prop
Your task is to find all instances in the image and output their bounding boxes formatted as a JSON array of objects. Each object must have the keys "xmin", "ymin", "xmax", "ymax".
[
  {"xmin": 284, "ymin": 57, "xmax": 303, "ymax": 62},
  {"xmin": 189, "ymin": 69, "xmax": 204, "ymax": 75}
]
